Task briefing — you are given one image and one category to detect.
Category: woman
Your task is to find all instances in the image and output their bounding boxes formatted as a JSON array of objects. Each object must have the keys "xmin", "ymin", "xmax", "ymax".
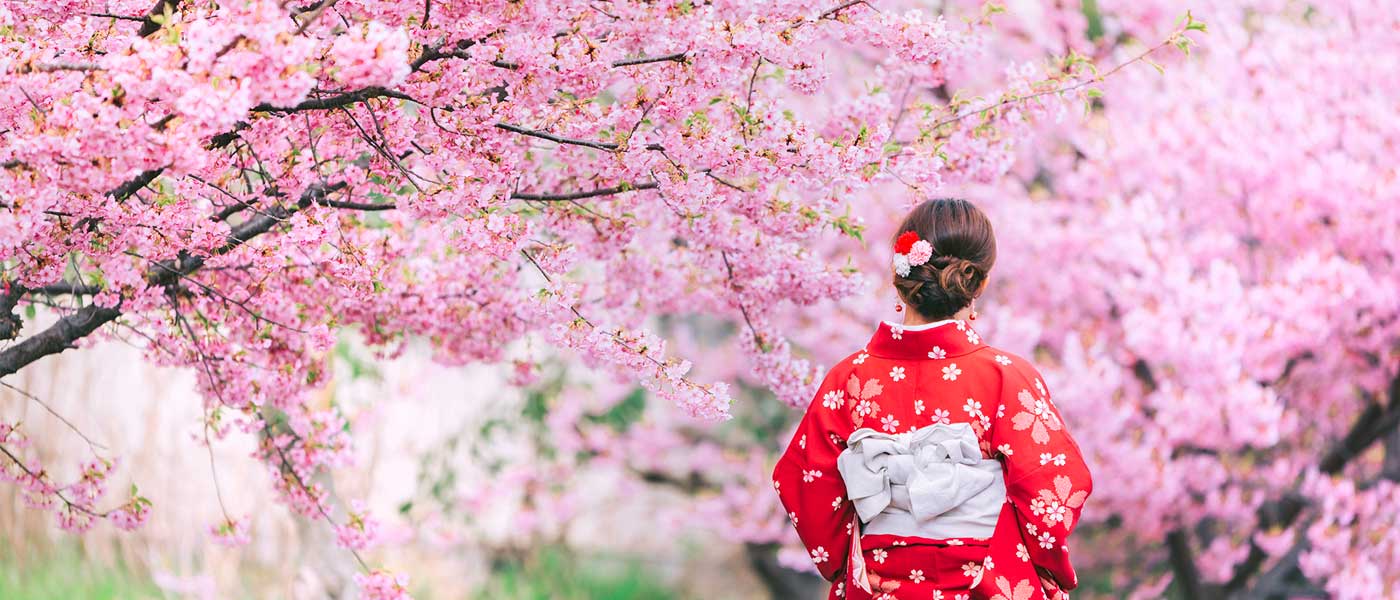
[{"xmin": 771, "ymin": 198, "xmax": 1093, "ymax": 600}]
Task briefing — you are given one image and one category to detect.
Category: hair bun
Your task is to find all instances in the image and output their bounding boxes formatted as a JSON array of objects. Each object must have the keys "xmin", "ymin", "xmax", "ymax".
[
  {"xmin": 889, "ymin": 199, "xmax": 996, "ymax": 320},
  {"xmin": 935, "ymin": 256, "xmax": 982, "ymax": 300}
]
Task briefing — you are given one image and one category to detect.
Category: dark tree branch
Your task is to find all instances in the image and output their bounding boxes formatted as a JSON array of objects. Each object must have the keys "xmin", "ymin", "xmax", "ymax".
[
  {"xmin": 494, "ymin": 122, "xmax": 665, "ymax": 152},
  {"xmin": 512, "ymin": 181, "xmax": 658, "ymax": 201},
  {"xmin": 317, "ymin": 198, "xmax": 396, "ymax": 211},
  {"xmin": 88, "ymin": 12, "xmax": 146, "ymax": 22},
  {"xmin": 252, "ymin": 87, "xmax": 412, "ymax": 113},
  {"xmin": 1167, "ymin": 528, "xmax": 1210, "ymax": 599},
  {"xmin": 0, "ymin": 302, "xmax": 121, "ymax": 378},
  {"xmin": 108, "ymin": 168, "xmax": 164, "ymax": 201},
  {"xmin": 411, "ymin": 39, "xmax": 477, "ymax": 71},
  {"xmin": 1239, "ymin": 537, "xmax": 1329, "ymax": 600},
  {"xmin": 136, "ymin": 0, "xmax": 182, "ymax": 37},
  {"xmin": 0, "ymin": 182, "xmax": 345, "ymax": 378},
  {"xmin": 612, "ymin": 52, "xmax": 688, "ymax": 67},
  {"xmin": 1383, "ymin": 419, "xmax": 1400, "ymax": 481},
  {"xmin": 29, "ymin": 283, "xmax": 102, "ymax": 296},
  {"xmin": 494, "ymin": 122, "xmax": 622, "ymax": 151},
  {"xmin": 818, "ymin": 0, "xmax": 874, "ymax": 20},
  {"xmin": 745, "ymin": 542, "xmax": 826, "ymax": 600},
  {"xmin": 0, "ymin": 281, "xmax": 24, "ymax": 341},
  {"xmin": 1224, "ymin": 370, "xmax": 1400, "ymax": 593}
]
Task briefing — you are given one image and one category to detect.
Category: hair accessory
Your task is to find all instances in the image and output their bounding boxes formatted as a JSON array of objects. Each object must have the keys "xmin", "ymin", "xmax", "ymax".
[{"xmin": 892, "ymin": 231, "xmax": 934, "ymax": 277}]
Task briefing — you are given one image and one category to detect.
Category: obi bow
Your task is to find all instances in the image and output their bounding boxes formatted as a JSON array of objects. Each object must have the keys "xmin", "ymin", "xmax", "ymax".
[{"xmin": 837, "ymin": 422, "xmax": 997, "ymax": 525}]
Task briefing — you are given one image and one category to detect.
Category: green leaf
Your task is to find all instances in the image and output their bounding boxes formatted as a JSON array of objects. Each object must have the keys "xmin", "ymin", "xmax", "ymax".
[
  {"xmin": 522, "ymin": 389, "xmax": 550, "ymax": 423},
  {"xmin": 1144, "ymin": 56, "xmax": 1166, "ymax": 75},
  {"xmin": 832, "ymin": 215, "xmax": 866, "ymax": 242},
  {"xmin": 1081, "ymin": 0, "xmax": 1105, "ymax": 41},
  {"xmin": 1181, "ymin": 10, "xmax": 1208, "ymax": 32},
  {"xmin": 584, "ymin": 387, "xmax": 647, "ymax": 432}
]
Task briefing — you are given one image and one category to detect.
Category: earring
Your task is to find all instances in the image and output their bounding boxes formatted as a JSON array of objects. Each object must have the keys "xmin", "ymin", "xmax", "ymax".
[
  {"xmin": 894, "ymin": 299, "xmax": 903, "ymax": 312},
  {"xmin": 969, "ymin": 309, "xmax": 978, "ymax": 320}
]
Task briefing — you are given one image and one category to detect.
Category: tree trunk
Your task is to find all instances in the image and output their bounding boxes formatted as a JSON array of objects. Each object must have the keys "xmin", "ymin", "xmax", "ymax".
[{"xmin": 745, "ymin": 542, "xmax": 827, "ymax": 600}]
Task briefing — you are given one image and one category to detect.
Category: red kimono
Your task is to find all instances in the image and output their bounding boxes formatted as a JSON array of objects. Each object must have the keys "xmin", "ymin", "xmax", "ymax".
[{"xmin": 772, "ymin": 319, "xmax": 1093, "ymax": 600}]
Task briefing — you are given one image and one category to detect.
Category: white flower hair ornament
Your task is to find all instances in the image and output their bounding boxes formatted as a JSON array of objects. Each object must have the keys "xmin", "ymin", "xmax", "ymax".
[{"xmin": 892, "ymin": 230, "xmax": 934, "ymax": 277}]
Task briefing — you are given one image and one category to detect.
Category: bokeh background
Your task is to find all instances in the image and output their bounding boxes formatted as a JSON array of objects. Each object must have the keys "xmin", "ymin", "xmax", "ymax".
[{"xmin": 3, "ymin": 0, "xmax": 1398, "ymax": 598}]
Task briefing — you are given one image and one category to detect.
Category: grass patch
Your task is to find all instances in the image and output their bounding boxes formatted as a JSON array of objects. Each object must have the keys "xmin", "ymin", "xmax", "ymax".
[
  {"xmin": 0, "ymin": 546, "xmax": 159, "ymax": 600},
  {"xmin": 474, "ymin": 548, "xmax": 682, "ymax": 600}
]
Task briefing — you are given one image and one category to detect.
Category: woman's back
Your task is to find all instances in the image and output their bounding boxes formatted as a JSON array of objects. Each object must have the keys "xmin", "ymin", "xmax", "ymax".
[
  {"xmin": 770, "ymin": 198, "xmax": 1092, "ymax": 600},
  {"xmin": 773, "ymin": 319, "xmax": 1092, "ymax": 599}
]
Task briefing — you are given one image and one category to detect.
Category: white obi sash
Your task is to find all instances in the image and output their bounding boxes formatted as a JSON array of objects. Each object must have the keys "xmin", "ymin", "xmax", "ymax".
[{"xmin": 836, "ymin": 422, "xmax": 1005, "ymax": 593}]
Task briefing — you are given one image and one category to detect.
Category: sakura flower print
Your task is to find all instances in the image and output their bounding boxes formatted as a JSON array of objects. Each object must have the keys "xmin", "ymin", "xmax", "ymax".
[
  {"xmin": 772, "ymin": 320, "xmax": 1094, "ymax": 599},
  {"xmin": 769, "ymin": 199, "xmax": 1089, "ymax": 598}
]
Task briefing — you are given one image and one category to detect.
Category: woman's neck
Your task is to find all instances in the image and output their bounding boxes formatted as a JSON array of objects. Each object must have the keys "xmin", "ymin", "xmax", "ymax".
[{"xmin": 900, "ymin": 305, "xmax": 974, "ymax": 327}]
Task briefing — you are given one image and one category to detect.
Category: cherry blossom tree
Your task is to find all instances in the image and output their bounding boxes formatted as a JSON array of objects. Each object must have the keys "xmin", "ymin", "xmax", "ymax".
[
  {"xmin": 450, "ymin": 1, "xmax": 1400, "ymax": 598},
  {"xmin": 1, "ymin": 0, "xmax": 1185, "ymax": 597},
  {"xmin": 29, "ymin": 0, "xmax": 1381, "ymax": 598},
  {"xmin": 967, "ymin": 0, "xmax": 1400, "ymax": 597}
]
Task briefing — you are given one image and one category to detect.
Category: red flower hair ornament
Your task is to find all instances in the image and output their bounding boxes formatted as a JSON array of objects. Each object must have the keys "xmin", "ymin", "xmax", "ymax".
[{"xmin": 892, "ymin": 231, "xmax": 934, "ymax": 277}]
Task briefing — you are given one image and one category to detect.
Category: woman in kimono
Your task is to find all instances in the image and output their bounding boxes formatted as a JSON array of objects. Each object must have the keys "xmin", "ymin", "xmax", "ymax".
[{"xmin": 772, "ymin": 198, "xmax": 1093, "ymax": 600}]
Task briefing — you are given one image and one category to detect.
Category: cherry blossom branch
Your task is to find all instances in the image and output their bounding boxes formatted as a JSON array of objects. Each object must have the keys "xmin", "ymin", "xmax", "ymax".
[
  {"xmin": 27, "ymin": 283, "xmax": 102, "ymax": 296},
  {"xmin": 136, "ymin": 0, "xmax": 182, "ymax": 37},
  {"xmin": 1165, "ymin": 529, "xmax": 1208, "ymax": 599},
  {"xmin": 256, "ymin": 414, "xmax": 371, "ymax": 570},
  {"xmin": 0, "ymin": 380, "xmax": 107, "ymax": 451},
  {"xmin": 156, "ymin": 289, "xmax": 364, "ymax": 556},
  {"xmin": 318, "ymin": 198, "xmax": 397, "ymax": 211},
  {"xmin": 0, "ymin": 181, "xmax": 346, "ymax": 378},
  {"xmin": 1223, "ymin": 369, "xmax": 1400, "ymax": 593},
  {"xmin": 109, "ymin": 168, "xmax": 165, "ymax": 202},
  {"xmin": 252, "ymin": 87, "xmax": 414, "ymax": 113},
  {"xmin": 720, "ymin": 250, "xmax": 766, "ymax": 351},
  {"xmin": 88, "ymin": 12, "xmax": 146, "ymax": 22},
  {"xmin": 512, "ymin": 181, "xmax": 659, "ymax": 201},
  {"xmin": 220, "ymin": 178, "xmax": 667, "ymax": 215},
  {"xmin": 611, "ymin": 52, "xmax": 688, "ymax": 67},
  {"xmin": 818, "ymin": 0, "xmax": 874, "ymax": 20},
  {"xmin": 519, "ymin": 248, "xmax": 723, "ymax": 410},
  {"xmin": 132, "ymin": 251, "xmax": 309, "ymax": 333},
  {"xmin": 925, "ymin": 23, "xmax": 1198, "ymax": 133},
  {"xmin": 163, "ymin": 294, "xmax": 237, "ymax": 524},
  {"xmin": 0, "ymin": 440, "xmax": 110, "ymax": 517},
  {"xmin": 493, "ymin": 123, "xmax": 624, "ymax": 151},
  {"xmin": 292, "ymin": 0, "xmax": 343, "ymax": 34},
  {"xmin": 25, "ymin": 61, "xmax": 103, "ymax": 73}
]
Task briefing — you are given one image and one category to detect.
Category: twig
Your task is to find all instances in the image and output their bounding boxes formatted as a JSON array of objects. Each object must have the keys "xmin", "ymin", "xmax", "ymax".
[
  {"xmin": 512, "ymin": 181, "xmax": 658, "ymax": 201},
  {"xmin": 612, "ymin": 52, "xmax": 688, "ymax": 67},
  {"xmin": 0, "ymin": 380, "xmax": 107, "ymax": 451}
]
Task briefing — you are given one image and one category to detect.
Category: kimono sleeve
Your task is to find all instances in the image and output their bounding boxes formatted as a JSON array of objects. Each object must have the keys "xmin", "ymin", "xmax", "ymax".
[
  {"xmin": 988, "ymin": 357, "xmax": 1094, "ymax": 592},
  {"xmin": 771, "ymin": 364, "xmax": 857, "ymax": 582}
]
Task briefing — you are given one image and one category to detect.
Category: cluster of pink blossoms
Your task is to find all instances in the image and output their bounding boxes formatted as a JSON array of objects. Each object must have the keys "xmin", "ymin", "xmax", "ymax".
[
  {"xmin": 210, "ymin": 516, "xmax": 252, "ymax": 548},
  {"xmin": 0, "ymin": 0, "xmax": 1200, "ymax": 596},
  {"xmin": 353, "ymin": 570, "xmax": 412, "ymax": 600},
  {"xmin": 1, "ymin": 420, "xmax": 151, "ymax": 534}
]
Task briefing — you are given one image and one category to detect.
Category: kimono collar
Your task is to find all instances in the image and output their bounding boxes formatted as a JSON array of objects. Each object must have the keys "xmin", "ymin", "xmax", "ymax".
[{"xmin": 865, "ymin": 318, "xmax": 986, "ymax": 360}]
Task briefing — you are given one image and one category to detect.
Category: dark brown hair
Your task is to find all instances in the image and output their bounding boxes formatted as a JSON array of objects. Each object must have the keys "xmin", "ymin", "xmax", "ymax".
[{"xmin": 891, "ymin": 198, "xmax": 996, "ymax": 320}]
